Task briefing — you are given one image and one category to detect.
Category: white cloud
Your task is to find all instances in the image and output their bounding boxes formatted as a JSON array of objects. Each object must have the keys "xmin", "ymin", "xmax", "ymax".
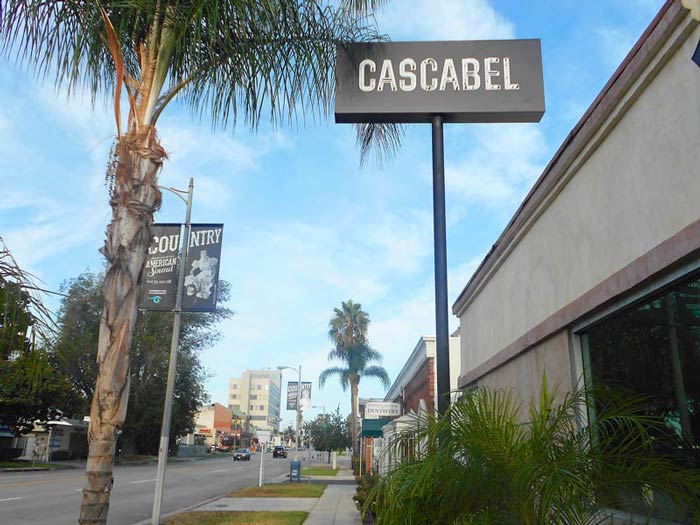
[
  {"xmin": 446, "ymin": 124, "xmax": 547, "ymax": 215},
  {"xmin": 376, "ymin": 0, "xmax": 514, "ymax": 41},
  {"xmin": 596, "ymin": 27, "xmax": 638, "ymax": 70}
]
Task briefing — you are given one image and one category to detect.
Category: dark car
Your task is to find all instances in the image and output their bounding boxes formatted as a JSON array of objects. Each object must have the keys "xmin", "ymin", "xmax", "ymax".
[
  {"xmin": 232, "ymin": 448, "xmax": 251, "ymax": 461},
  {"xmin": 272, "ymin": 446, "xmax": 287, "ymax": 458}
]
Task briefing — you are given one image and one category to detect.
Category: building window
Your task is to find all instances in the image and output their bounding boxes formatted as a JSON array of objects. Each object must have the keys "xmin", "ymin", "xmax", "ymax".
[
  {"xmin": 257, "ymin": 384, "xmax": 262, "ymax": 390},
  {"xmin": 231, "ymin": 384, "xmax": 239, "ymax": 389},
  {"xmin": 230, "ymin": 394, "xmax": 238, "ymax": 400},
  {"xmin": 250, "ymin": 395, "xmax": 257, "ymax": 400},
  {"xmin": 580, "ymin": 272, "xmax": 700, "ymax": 521}
]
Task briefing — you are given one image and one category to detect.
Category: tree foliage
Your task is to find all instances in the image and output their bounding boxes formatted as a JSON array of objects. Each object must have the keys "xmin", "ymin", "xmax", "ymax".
[
  {"xmin": 52, "ymin": 270, "xmax": 233, "ymax": 455},
  {"xmin": 305, "ymin": 408, "xmax": 350, "ymax": 462},
  {"xmin": 0, "ymin": 240, "xmax": 73, "ymax": 435}
]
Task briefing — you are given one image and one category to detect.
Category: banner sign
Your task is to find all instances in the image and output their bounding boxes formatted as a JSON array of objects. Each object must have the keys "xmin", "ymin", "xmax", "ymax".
[
  {"xmin": 181, "ymin": 224, "xmax": 224, "ymax": 312},
  {"xmin": 141, "ymin": 224, "xmax": 181, "ymax": 311},
  {"xmin": 364, "ymin": 402, "xmax": 401, "ymax": 419},
  {"xmin": 286, "ymin": 382, "xmax": 312, "ymax": 411},
  {"xmin": 335, "ymin": 39, "xmax": 545, "ymax": 124},
  {"xmin": 141, "ymin": 223, "xmax": 224, "ymax": 312}
]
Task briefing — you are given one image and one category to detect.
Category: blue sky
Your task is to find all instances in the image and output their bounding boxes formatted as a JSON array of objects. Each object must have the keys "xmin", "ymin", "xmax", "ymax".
[{"xmin": 0, "ymin": 0, "xmax": 662, "ymax": 429}]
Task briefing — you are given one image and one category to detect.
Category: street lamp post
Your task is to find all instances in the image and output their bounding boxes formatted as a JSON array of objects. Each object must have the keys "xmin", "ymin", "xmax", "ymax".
[
  {"xmin": 152, "ymin": 178, "xmax": 194, "ymax": 525},
  {"xmin": 277, "ymin": 365, "xmax": 302, "ymax": 455}
]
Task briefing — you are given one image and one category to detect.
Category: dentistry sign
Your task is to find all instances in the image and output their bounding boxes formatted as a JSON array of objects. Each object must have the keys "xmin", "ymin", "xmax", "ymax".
[{"xmin": 335, "ymin": 39, "xmax": 544, "ymax": 123}]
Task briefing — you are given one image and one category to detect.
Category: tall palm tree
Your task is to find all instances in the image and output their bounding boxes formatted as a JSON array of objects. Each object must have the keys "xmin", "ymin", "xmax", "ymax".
[
  {"xmin": 321, "ymin": 300, "xmax": 390, "ymax": 459},
  {"xmin": 329, "ymin": 299, "xmax": 370, "ymax": 352},
  {"xmin": 1, "ymin": 2, "xmax": 397, "ymax": 523}
]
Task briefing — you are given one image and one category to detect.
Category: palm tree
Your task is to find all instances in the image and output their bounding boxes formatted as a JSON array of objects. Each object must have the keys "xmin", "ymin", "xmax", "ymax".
[
  {"xmin": 321, "ymin": 300, "xmax": 390, "ymax": 460},
  {"xmin": 329, "ymin": 299, "xmax": 370, "ymax": 352},
  {"xmin": 1, "ymin": 2, "xmax": 397, "ymax": 523}
]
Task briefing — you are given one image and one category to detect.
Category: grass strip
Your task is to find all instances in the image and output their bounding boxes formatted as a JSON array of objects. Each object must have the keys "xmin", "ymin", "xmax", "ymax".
[
  {"xmin": 0, "ymin": 461, "xmax": 69, "ymax": 469},
  {"xmin": 162, "ymin": 511, "xmax": 307, "ymax": 525},
  {"xmin": 228, "ymin": 483, "xmax": 326, "ymax": 498},
  {"xmin": 301, "ymin": 467, "xmax": 338, "ymax": 476}
]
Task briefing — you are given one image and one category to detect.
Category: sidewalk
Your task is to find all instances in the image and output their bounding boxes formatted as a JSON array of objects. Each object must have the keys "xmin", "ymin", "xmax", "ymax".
[{"xmin": 158, "ymin": 463, "xmax": 361, "ymax": 525}]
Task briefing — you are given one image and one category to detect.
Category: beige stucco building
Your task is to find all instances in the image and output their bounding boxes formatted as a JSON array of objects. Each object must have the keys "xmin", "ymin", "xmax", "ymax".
[
  {"xmin": 228, "ymin": 369, "xmax": 282, "ymax": 431},
  {"xmin": 453, "ymin": 4, "xmax": 699, "ymax": 520},
  {"xmin": 452, "ymin": 3, "xmax": 699, "ymax": 518},
  {"xmin": 455, "ymin": 0, "xmax": 700, "ymax": 402}
]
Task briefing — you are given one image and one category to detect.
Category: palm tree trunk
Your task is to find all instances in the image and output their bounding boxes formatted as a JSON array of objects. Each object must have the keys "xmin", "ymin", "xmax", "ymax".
[
  {"xmin": 79, "ymin": 127, "xmax": 165, "ymax": 524},
  {"xmin": 351, "ymin": 381, "xmax": 359, "ymax": 468}
]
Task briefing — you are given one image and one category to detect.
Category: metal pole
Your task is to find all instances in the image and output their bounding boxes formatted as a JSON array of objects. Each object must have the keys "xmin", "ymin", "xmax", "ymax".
[
  {"xmin": 46, "ymin": 426, "xmax": 53, "ymax": 462},
  {"xmin": 296, "ymin": 365, "xmax": 302, "ymax": 455},
  {"xmin": 431, "ymin": 115, "xmax": 450, "ymax": 416},
  {"xmin": 151, "ymin": 177, "xmax": 194, "ymax": 524}
]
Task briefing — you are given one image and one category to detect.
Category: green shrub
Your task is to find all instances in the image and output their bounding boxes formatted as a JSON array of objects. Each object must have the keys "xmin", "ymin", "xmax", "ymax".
[
  {"xmin": 354, "ymin": 472, "xmax": 379, "ymax": 521},
  {"xmin": 0, "ymin": 447, "xmax": 23, "ymax": 460},
  {"xmin": 371, "ymin": 376, "xmax": 700, "ymax": 524}
]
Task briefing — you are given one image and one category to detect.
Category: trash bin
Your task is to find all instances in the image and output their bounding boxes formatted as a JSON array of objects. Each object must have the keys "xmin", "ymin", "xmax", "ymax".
[{"xmin": 290, "ymin": 460, "xmax": 301, "ymax": 483}]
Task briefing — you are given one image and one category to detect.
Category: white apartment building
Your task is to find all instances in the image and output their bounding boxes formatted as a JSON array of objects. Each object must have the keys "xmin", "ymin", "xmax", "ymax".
[{"xmin": 228, "ymin": 369, "xmax": 282, "ymax": 431}]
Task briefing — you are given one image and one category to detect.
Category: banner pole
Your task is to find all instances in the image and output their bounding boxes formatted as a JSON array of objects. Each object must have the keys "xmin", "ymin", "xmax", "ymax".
[
  {"xmin": 152, "ymin": 177, "xmax": 194, "ymax": 524},
  {"xmin": 431, "ymin": 116, "xmax": 450, "ymax": 416}
]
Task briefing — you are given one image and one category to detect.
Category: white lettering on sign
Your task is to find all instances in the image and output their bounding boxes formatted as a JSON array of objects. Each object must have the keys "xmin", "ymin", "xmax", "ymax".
[
  {"xmin": 148, "ymin": 234, "xmax": 180, "ymax": 255},
  {"xmin": 358, "ymin": 57, "xmax": 520, "ymax": 93},
  {"xmin": 359, "ymin": 59, "xmax": 376, "ymax": 92},
  {"xmin": 189, "ymin": 228, "xmax": 223, "ymax": 248}
]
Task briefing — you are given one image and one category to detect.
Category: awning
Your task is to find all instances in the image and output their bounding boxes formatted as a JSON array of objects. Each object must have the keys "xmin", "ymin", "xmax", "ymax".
[{"xmin": 361, "ymin": 418, "xmax": 393, "ymax": 438}]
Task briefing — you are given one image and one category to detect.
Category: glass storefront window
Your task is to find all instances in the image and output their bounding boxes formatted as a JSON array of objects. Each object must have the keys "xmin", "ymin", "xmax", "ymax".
[{"xmin": 580, "ymin": 273, "xmax": 700, "ymax": 521}]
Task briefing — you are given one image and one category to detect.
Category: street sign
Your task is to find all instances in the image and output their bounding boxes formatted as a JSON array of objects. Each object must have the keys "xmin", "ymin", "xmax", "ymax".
[
  {"xmin": 257, "ymin": 430, "xmax": 271, "ymax": 444},
  {"xmin": 286, "ymin": 382, "xmax": 312, "ymax": 411},
  {"xmin": 181, "ymin": 224, "xmax": 224, "ymax": 312},
  {"xmin": 335, "ymin": 40, "xmax": 545, "ymax": 124},
  {"xmin": 364, "ymin": 402, "xmax": 401, "ymax": 419},
  {"xmin": 141, "ymin": 224, "xmax": 181, "ymax": 311},
  {"xmin": 335, "ymin": 39, "xmax": 546, "ymax": 415}
]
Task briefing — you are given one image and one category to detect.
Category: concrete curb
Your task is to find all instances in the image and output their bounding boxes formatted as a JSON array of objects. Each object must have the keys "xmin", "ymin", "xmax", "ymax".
[{"xmin": 130, "ymin": 492, "xmax": 229, "ymax": 525}]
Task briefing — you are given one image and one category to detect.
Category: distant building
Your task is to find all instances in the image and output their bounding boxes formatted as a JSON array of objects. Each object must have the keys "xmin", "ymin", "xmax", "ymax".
[
  {"xmin": 228, "ymin": 369, "xmax": 282, "ymax": 431},
  {"xmin": 182, "ymin": 402, "xmax": 233, "ymax": 449},
  {"xmin": 384, "ymin": 334, "xmax": 461, "ymax": 414}
]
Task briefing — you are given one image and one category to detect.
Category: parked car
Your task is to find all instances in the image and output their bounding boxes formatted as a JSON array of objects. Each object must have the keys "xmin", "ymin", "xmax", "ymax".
[
  {"xmin": 232, "ymin": 448, "xmax": 251, "ymax": 461},
  {"xmin": 273, "ymin": 446, "xmax": 287, "ymax": 458}
]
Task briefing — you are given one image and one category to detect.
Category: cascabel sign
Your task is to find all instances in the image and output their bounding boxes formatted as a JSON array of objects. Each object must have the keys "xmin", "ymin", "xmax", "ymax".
[{"xmin": 335, "ymin": 40, "xmax": 544, "ymax": 124}]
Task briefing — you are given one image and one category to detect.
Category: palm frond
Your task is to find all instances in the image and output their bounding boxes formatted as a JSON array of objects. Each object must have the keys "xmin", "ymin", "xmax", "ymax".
[
  {"xmin": 362, "ymin": 364, "xmax": 390, "ymax": 390},
  {"xmin": 355, "ymin": 122, "xmax": 404, "ymax": 168},
  {"xmin": 319, "ymin": 366, "xmax": 350, "ymax": 391}
]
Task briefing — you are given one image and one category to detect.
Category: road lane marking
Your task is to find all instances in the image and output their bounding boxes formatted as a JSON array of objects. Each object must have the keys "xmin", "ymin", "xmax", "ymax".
[
  {"xmin": 130, "ymin": 479, "xmax": 156, "ymax": 484},
  {"xmin": 0, "ymin": 476, "xmax": 83, "ymax": 489},
  {"xmin": 0, "ymin": 497, "xmax": 22, "ymax": 502},
  {"xmin": 210, "ymin": 469, "xmax": 227, "ymax": 473}
]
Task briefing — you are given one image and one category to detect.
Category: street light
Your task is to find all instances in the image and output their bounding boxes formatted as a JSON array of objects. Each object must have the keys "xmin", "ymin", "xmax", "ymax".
[{"xmin": 277, "ymin": 364, "xmax": 302, "ymax": 455}]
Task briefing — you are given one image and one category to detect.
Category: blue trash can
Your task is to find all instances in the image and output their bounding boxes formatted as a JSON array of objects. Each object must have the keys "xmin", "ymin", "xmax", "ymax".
[{"xmin": 290, "ymin": 460, "xmax": 301, "ymax": 483}]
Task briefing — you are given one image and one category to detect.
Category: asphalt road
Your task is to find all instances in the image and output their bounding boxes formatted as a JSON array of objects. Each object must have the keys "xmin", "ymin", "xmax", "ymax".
[{"xmin": 0, "ymin": 453, "xmax": 294, "ymax": 524}]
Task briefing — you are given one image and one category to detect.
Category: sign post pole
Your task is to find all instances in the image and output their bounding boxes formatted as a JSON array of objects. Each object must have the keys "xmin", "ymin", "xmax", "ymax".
[
  {"xmin": 152, "ymin": 178, "xmax": 194, "ymax": 525},
  {"xmin": 335, "ymin": 39, "xmax": 545, "ymax": 417},
  {"xmin": 431, "ymin": 115, "xmax": 450, "ymax": 416}
]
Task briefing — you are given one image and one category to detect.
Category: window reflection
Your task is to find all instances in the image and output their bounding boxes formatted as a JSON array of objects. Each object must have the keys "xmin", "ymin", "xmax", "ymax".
[{"xmin": 582, "ymin": 274, "xmax": 700, "ymax": 521}]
